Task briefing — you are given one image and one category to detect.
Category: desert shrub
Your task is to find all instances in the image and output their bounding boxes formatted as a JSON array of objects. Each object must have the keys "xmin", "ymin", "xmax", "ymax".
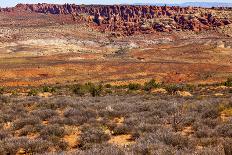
[
  {"xmin": 105, "ymin": 89, "xmax": 113, "ymax": 94},
  {"xmin": 28, "ymin": 89, "xmax": 39, "ymax": 96},
  {"xmin": 224, "ymin": 77, "xmax": 232, "ymax": 87},
  {"xmin": 11, "ymin": 90, "xmax": 19, "ymax": 96},
  {"xmin": 0, "ymin": 87, "xmax": 4, "ymax": 94},
  {"xmin": 196, "ymin": 146, "xmax": 224, "ymax": 155},
  {"xmin": 68, "ymin": 143, "xmax": 125, "ymax": 155},
  {"xmin": 52, "ymin": 97, "xmax": 74, "ymax": 108},
  {"xmin": 158, "ymin": 131, "xmax": 189, "ymax": 149},
  {"xmin": 223, "ymin": 138, "xmax": 232, "ymax": 155},
  {"xmin": 35, "ymin": 101, "xmax": 59, "ymax": 110},
  {"xmin": 31, "ymin": 109, "xmax": 58, "ymax": 120},
  {"xmin": 42, "ymin": 86, "xmax": 56, "ymax": 93},
  {"xmin": 40, "ymin": 124, "xmax": 65, "ymax": 138},
  {"xmin": 130, "ymin": 135, "xmax": 175, "ymax": 155},
  {"xmin": 0, "ymin": 95, "xmax": 10, "ymax": 103},
  {"xmin": 13, "ymin": 117, "xmax": 41, "ymax": 130},
  {"xmin": 201, "ymin": 118, "xmax": 220, "ymax": 129},
  {"xmin": 198, "ymin": 138, "xmax": 220, "ymax": 147},
  {"xmin": 165, "ymin": 84, "xmax": 183, "ymax": 94},
  {"xmin": 79, "ymin": 127, "xmax": 110, "ymax": 149},
  {"xmin": 18, "ymin": 124, "xmax": 43, "ymax": 136},
  {"xmin": 0, "ymin": 113, "xmax": 14, "ymax": 123},
  {"xmin": 83, "ymin": 143, "xmax": 125, "ymax": 155},
  {"xmin": 180, "ymin": 116, "xmax": 196, "ymax": 126},
  {"xmin": 88, "ymin": 83, "xmax": 103, "ymax": 97},
  {"xmin": 229, "ymin": 89, "xmax": 232, "ymax": 93},
  {"xmin": 43, "ymin": 136, "xmax": 68, "ymax": 150},
  {"xmin": 0, "ymin": 137, "xmax": 51, "ymax": 154},
  {"xmin": 49, "ymin": 117, "xmax": 77, "ymax": 126},
  {"xmin": 103, "ymin": 121, "xmax": 117, "ymax": 131},
  {"xmin": 150, "ymin": 108, "xmax": 167, "ymax": 118},
  {"xmin": 72, "ymin": 84, "xmax": 87, "ymax": 96},
  {"xmin": 112, "ymin": 125, "xmax": 131, "ymax": 136},
  {"xmin": 194, "ymin": 127, "xmax": 215, "ymax": 138},
  {"xmin": 130, "ymin": 131, "xmax": 140, "ymax": 141},
  {"xmin": 0, "ymin": 130, "xmax": 8, "ymax": 140},
  {"xmin": 130, "ymin": 143, "xmax": 157, "ymax": 155},
  {"xmin": 128, "ymin": 83, "xmax": 141, "ymax": 90},
  {"xmin": 105, "ymin": 84, "xmax": 112, "ymax": 88},
  {"xmin": 113, "ymin": 84, "xmax": 128, "ymax": 89},
  {"xmin": 182, "ymin": 84, "xmax": 195, "ymax": 91},
  {"xmin": 63, "ymin": 107, "xmax": 97, "ymax": 125},
  {"xmin": 216, "ymin": 124, "xmax": 232, "ymax": 137},
  {"xmin": 143, "ymin": 79, "xmax": 159, "ymax": 91},
  {"xmin": 201, "ymin": 107, "xmax": 220, "ymax": 119},
  {"xmin": 72, "ymin": 83, "xmax": 103, "ymax": 97},
  {"xmin": 135, "ymin": 123, "xmax": 161, "ymax": 133}
]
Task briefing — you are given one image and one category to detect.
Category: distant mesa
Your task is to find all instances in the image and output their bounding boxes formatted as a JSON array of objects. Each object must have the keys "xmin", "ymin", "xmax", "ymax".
[
  {"xmin": 134, "ymin": 2, "xmax": 232, "ymax": 8},
  {"xmin": 0, "ymin": 3, "xmax": 231, "ymax": 36}
]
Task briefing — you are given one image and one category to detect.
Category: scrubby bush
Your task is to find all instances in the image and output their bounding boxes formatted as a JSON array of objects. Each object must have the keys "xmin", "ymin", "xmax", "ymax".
[
  {"xmin": 83, "ymin": 144, "xmax": 125, "ymax": 155},
  {"xmin": 35, "ymin": 101, "xmax": 60, "ymax": 110},
  {"xmin": 13, "ymin": 117, "xmax": 41, "ymax": 130},
  {"xmin": 0, "ymin": 137, "xmax": 51, "ymax": 154},
  {"xmin": 229, "ymin": 89, "xmax": 232, "ymax": 93},
  {"xmin": 216, "ymin": 124, "xmax": 232, "ymax": 137},
  {"xmin": 112, "ymin": 125, "xmax": 131, "ymax": 135},
  {"xmin": 105, "ymin": 84, "xmax": 112, "ymax": 88},
  {"xmin": 0, "ymin": 95, "xmax": 10, "ymax": 103},
  {"xmin": 43, "ymin": 136, "xmax": 68, "ymax": 150},
  {"xmin": 223, "ymin": 138, "xmax": 232, "ymax": 155},
  {"xmin": 198, "ymin": 138, "xmax": 219, "ymax": 147},
  {"xmin": 18, "ymin": 124, "xmax": 43, "ymax": 136},
  {"xmin": 201, "ymin": 118, "xmax": 220, "ymax": 129},
  {"xmin": 31, "ymin": 109, "xmax": 58, "ymax": 120},
  {"xmin": 28, "ymin": 89, "xmax": 39, "ymax": 96},
  {"xmin": 88, "ymin": 83, "xmax": 103, "ymax": 97},
  {"xmin": 196, "ymin": 146, "xmax": 224, "ymax": 155},
  {"xmin": 0, "ymin": 87, "xmax": 4, "ymax": 94},
  {"xmin": 72, "ymin": 84, "xmax": 87, "ymax": 96},
  {"xmin": 165, "ymin": 84, "xmax": 183, "ymax": 94},
  {"xmin": 72, "ymin": 83, "xmax": 103, "ymax": 97},
  {"xmin": 42, "ymin": 86, "xmax": 56, "ymax": 93},
  {"xmin": 201, "ymin": 107, "xmax": 220, "ymax": 119},
  {"xmin": 194, "ymin": 126, "xmax": 214, "ymax": 138},
  {"xmin": 128, "ymin": 83, "xmax": 141, "ymax": 90},
  {"xmin": 79, "ymin": 127, "xmax": 110, "ymax": 149},
  {"xmin": 40, "ymin": 124, "xmax": 65, "ymax": 138},
  {"xmin": 158, "ymin": 131, "xmax": 189, "ymax": 149},
  {"xmin": 0, "ymin": 130, "xmax": 8, "ymax": 140},
  {"xmin": 224, "ymin": 77, "xmax": 232, "ymax": 87},
  {"xmin": 63, "ymin": 107, "xmax": 97, "ymax": 125},
  {"xmin": 143, "ymin": 79, "xmax": 159, "ymax": 91}
]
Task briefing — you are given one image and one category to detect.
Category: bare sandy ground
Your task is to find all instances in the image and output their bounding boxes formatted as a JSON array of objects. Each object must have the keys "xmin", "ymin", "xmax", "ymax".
[{"xmin": 0, "ymin": 12, "xmax": 232, "ymax": 87}]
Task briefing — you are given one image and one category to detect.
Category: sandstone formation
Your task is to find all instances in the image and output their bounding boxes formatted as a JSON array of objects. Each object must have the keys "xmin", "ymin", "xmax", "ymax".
[{"xmin": 2, "ymin": 4, "xmax": 231, "ymax": 35}]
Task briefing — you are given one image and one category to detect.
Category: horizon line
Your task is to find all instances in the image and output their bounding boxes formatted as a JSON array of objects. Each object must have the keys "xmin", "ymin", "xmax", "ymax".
[{"xmin": 1, "ymin": 1, "xmax": 232, "ymax": 8}]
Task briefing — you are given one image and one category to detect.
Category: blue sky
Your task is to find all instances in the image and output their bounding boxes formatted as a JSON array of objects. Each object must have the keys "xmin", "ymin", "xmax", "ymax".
[{"xmin": 0, "ymin": 0, "xmax": 231, "ymax": 7}]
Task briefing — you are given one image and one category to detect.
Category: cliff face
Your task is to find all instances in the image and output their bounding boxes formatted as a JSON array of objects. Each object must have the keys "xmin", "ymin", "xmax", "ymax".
[{"xmin": 2, "ymin": 4, "xmax": 231, "ymax": 35}]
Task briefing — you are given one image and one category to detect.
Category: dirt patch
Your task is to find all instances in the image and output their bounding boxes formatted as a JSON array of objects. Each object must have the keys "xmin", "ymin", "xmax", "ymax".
[
  {"xmin": 108, "ymin": 134, "xmax": 135, "ymax": 146},
  {"xmin": 63, "ymin": 126, "xmax": 81, "ymax": 148}
]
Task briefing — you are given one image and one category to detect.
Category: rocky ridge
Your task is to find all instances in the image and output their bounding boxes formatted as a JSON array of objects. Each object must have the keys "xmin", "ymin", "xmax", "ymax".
[{"xmin": 0, "ymin": 4, "xmax": 231, "ymax": 35}]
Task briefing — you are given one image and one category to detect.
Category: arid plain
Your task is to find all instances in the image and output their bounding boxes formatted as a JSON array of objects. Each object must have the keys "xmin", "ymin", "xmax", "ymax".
[
  {"xmin": 0, "ymin": 5, "xmax": 232, "ymax": 87},
  {"xmin": 0, "ymin": 4, "xmax": 232, "ymax": 155}
]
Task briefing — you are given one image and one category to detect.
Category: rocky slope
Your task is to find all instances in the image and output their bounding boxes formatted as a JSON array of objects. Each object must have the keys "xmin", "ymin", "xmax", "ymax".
[{"xmin": 1, "ymin": 4, "xmax": 231, "ymax": 35}]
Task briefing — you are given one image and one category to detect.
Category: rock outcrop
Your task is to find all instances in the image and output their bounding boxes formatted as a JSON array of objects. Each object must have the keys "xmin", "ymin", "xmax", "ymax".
[{"xmin": 2, "ymin": 4, "xmax": 231, "ymax": 35}]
